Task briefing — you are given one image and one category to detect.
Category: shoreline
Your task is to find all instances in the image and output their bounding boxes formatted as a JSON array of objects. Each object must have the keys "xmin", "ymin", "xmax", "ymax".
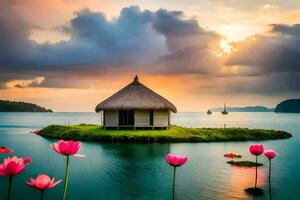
[{"xmin": 39, "ymin": 124, "xmax": 293, "ymax": 143}]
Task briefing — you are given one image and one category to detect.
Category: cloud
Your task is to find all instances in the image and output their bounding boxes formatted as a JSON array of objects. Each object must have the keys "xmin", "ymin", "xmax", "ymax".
[
  {"xmin": 221, "ymin": 23, "xmax": 300, "ymax": 93},
  {"xmin": 0, "ymin": 5, "xmax": 163, "ymax": 70},
  {"xmin": 226, "ymin": 23, "xmax": 300, "ymax": 75},
  {"xmin": 270, "ymin": 23, "xmax": 300, "ymax": 35},
  {"xmin": 221, "ymin": 71, "xmax": 300, "ymax": 95},
  {"xmin": 4, "ymin": 76, "xmax": 45, "ymax": 89},
  {"xmin": 152, "ymin": 9, "xmax": 222, "ymax": 74},
  {"xmin": 1, "ymin": 2, "xmax": 300, "ymax": 95},
  {"xmin": 0, "ymin": 4, "xmax": 224, "ymax": 89}
]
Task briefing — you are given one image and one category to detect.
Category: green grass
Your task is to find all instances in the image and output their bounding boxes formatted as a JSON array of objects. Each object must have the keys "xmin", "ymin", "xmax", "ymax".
[
  {"xmin": 227, "ymin": 160, "xmax": 263, "ymax": 167},
  {"xmin": 39, "ymin": 124, "xmax": 292, "ymax": 143}
]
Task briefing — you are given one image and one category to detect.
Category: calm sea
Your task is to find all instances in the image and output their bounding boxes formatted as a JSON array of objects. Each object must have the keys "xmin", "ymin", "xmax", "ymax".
[{"xmin": 0, "ymin": 112, "xmax": 300, "ymax": 200}]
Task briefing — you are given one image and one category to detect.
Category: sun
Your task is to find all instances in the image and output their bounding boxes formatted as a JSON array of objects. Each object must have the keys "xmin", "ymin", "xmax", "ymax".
[
  {"xmin": 216, "ymin": 39, "xmax": 236, "ymax": 57},
  {"xmin": 220, "ymin": 39, "xmax": 234, "ymax": 54}
]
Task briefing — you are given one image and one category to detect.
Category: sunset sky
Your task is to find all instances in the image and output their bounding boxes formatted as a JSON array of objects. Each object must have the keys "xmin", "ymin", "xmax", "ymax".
[{"xmin": 1, "ymin": 0, "xmax": 300, "ymax": 112}]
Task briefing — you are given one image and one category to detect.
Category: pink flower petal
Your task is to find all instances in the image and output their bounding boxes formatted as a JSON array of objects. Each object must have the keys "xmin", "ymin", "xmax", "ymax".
[
  {"xmin": 5, "ymin": 161, "xmax": 18, "ymax": 174},
  {"xmin": 26, "ymin": 181, "xmax": 34, "ymax": 187},
  {"xmin": 49, "ymin": 179, "xmax": 62, "ymax": 188},
  {"xmin": 0, "ymin": 164, "xmax": 7, "ymax": 176},
  {"xmin": 24, "ymin": 157, "xmax": 32, "ymax": 164},
  {"xmin": 69, "ymin": 141, "xmax": 80, "ymax": 155},
  {"xmin": 13, "ymin": 165, "xmax": 26, "ymax": 175},
  {"xmin": 50, "ymin": 143, "xmax": 62, "ymax": 155},
  {"xmin": 58, "ymin": 140, "xmax": 70, "ymax": 155},
  {"xmin": 35, "ymin": 174, "xmax": 52, "ymax": 189},
  {"xmin": 72, "ymin": 154, "xmax": 86, "ymax": 158},
  {"xmin": 0, "ymin": 147, "xmax": 13, "ymax": 154}
]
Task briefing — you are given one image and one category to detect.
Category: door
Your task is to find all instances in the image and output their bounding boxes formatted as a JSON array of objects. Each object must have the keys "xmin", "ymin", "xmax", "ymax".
[
  {"xmin": 119, "ymin": 110, "xmax": 134, "ymax": 126},
  {"xmin": 150, "ymin": 110, "xmax": 153, "ymax": 126}
]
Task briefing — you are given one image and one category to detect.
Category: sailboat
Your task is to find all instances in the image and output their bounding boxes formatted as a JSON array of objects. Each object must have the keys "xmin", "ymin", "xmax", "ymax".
[
  {"xmin": 207, "ymin": 109, "xmax": 212, "ymax": 115},
  {"xmin": 221, "ymin": 103, "xmax": 229, "ymax": 115}
]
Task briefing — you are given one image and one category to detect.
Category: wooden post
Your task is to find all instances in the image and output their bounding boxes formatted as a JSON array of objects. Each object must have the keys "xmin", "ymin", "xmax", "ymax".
[
  {"xmin": 168, "ymin": 110, "xmax": 171, "ymax": 127},
  {"xmin": 103, "ymin": 110, "xmax": 106, "ymax": 127}
]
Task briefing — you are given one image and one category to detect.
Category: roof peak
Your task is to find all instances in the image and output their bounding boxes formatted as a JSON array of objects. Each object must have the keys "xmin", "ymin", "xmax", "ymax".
[
  {"xmin": 95, "ymin": 74, "xmax": 177, "ymax": 113},
  {"xmin": 132, "ymin": 75, "xmax": 140, "ymax": 85}
]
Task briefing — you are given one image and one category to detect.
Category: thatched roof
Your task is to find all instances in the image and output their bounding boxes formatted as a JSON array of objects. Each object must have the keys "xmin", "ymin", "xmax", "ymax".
[{"xmin": 95, "ymin": 75, "xmax": 177, "ymax": 113}]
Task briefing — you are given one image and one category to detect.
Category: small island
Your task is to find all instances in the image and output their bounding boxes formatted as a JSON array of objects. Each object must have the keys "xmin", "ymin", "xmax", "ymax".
[
  {"xmin": 275, "ymin": 99, "xmax": 300, "ymax": 113},
  {"xmin": 211, "ymin": 106, "xmax": 274, "ymax": 112},
  {"xmin": 39, "ymin": 124, "xmax": 292, "ymax": 143},
  {"xmin": 0, "ymin": 100, "xmax": 53, "ymax": 112},
  {"xmin": 227, "ymin": 161, "xmax": 263, "ymax": 167}
]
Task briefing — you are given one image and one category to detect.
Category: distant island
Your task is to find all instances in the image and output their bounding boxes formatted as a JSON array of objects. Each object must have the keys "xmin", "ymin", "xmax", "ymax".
[
  {"xmin": 211, "ymin": 106, "xmax": 274, "ymax": 112},
  {"xmin": 0, "ymin": 100, "xmax": 53, "ymax": 112},
  {"xmin": 275, "ymin": 99, "xmax": 300, "ymax": 113}
]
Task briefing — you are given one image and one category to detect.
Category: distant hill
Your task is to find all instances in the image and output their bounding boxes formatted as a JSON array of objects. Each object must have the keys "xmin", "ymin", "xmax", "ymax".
[
  {"xmin": 275, "ymin": 99, "xmax": 300, "ymax": 113},
  {"xmin": 0, "ymin": 100, "xmax": 53, "ymax": 112},
  {"xmin": 211, "ymin": 106, "xmax": 274, "ymax": 112}
]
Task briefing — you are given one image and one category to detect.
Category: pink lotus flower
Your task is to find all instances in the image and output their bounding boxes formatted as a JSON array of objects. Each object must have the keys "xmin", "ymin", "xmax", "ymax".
[
  {"xmin": 50, "ymin": 140, "xmax": 85, "ymax": 157},
  {"xmin": 264, "ymin": 150, "xmax": 276, "ymax": 159},
  {"xmin": 0, "ymin": 146, "xmax": 13, "ymax": 154},
  {"xmin": 248, "ymin": 144, "xmax": 264, "ymax": 191},
  {"xmin": 51, "ymin": 140, "xmax": 85, "ymax": 200},
  {"xmin": 27, "ymin": 174, "xmax": 61, "ymax": 200},
  {"xmin": 165, "ymin": 154, "xmax": 188, "ymax": 200},
  {"xmin": 165, "ymin": 154, "xmax": 188, "ymax": 167},
  {"xmin": 264, "ymin": 149, "xmax": 276, "ymax": 195},
  {"xmin": 0, "ymin": 156, "xmax": 32, "ymax": 200},
  {"xmin": 0, "ymin": 156, "xmax": 32, "ymax": 176},
  {"xmin": 27, "ymin": 174, "xmax": 61, "ymax": 190},
  {"xmin": 249, "ymin": 144, "xmax": 264, "ymax": 156},
  {"xmin": 31, "ymin": 130, "xmax": 41, "ymax": 135}
]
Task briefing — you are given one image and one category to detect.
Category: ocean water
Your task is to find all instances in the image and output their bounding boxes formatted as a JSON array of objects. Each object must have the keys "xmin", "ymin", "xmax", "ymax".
[{"xmin": 0, "ymin": 112, "xmax": 300, "ymax": 200}]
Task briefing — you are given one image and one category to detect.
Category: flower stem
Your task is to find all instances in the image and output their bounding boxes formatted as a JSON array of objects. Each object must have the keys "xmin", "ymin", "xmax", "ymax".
[
  {"xmin": 62, "ymin": 155, "xmax": 70, "ymax": 200},
  {"xmin": 269, "ymin": 159, "xmax": 272, "ymax": 200},
  {"xmin": 172, "ymin": 167, "xmax": 177, "ymax": 200},
  {"xmin": 40, "ymin": 190, "xmax": 44, "ymax": 200},
  {"xmin": 7, "ymin": 176, "xmax": 13, "ymax": 200},
  {"xmin": 255, "ymin": 155, "xmax": 258, "ymax": 189}
]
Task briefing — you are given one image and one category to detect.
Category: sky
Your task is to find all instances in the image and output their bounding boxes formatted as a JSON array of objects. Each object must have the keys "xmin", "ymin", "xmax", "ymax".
[{"xmin": 0, "ymin": 0, "xmax": 300, "ymax": 112}]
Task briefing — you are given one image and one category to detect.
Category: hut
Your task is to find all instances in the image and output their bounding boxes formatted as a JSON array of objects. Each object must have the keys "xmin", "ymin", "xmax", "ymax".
[{"xmin": 95, "ymin": 75, "xmax": 177, "ymax": 130}]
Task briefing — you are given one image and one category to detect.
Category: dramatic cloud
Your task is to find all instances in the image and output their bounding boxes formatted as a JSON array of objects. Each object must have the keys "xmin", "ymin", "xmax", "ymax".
[
  {"xmin": 153, "ymin": 9, "xmax": 222, "ymax": 74},
  {"xmin": 226, "ymin": 23, "xmax": 300, "ymax": 75},
  {"xmin": 220, "ymin": 23, "xmax": 300, "ymax": 94},
  {"xmin": 1, "ymin": 1, "xmax": 300, "ymax": 97},
  {"xmin": 0, "ymin": 4, "xmax": 222, "ymax": 88},
  {"xmin": 0, "ymin": 6, "xmax": 165, "ymax": 68}
]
